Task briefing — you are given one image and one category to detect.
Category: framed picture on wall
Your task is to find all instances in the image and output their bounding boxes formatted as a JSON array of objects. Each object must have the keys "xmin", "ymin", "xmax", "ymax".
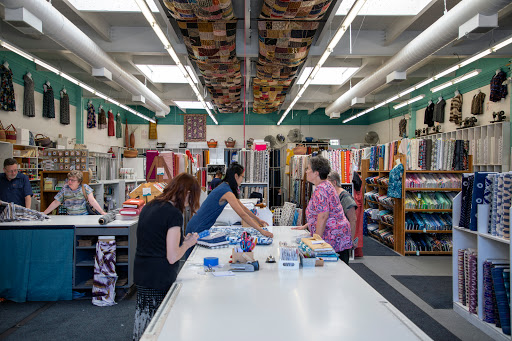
[{"xmin": 183, "ymin": 114, "xmax": 207, "ymax": 142}]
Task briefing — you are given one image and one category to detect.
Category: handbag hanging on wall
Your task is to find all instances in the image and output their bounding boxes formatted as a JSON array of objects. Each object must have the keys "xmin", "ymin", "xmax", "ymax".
[{"xmin": 82, "ymin": 185, "xmax": 101, "ymax": 215}]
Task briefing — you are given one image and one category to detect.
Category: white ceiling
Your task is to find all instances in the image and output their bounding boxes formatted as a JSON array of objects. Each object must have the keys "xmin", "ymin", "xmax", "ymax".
[{"xmin": 1, "ymin": 0, "xmax": 512, "ymax": 118}]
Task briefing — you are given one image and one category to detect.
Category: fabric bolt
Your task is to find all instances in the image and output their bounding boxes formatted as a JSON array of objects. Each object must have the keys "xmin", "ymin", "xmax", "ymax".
[
  {"xmin": 503, "ymin": 174, "xmax": 512, "ymax": 240},
  {"xmin": 497, "ymin": 175, "xmax": 504, "ymax": 238},
  {"xmin": 107, "ymin": 110, "xmax": 115, "ymax": 136},
  {"xmin": 483, "ymin": 261, "xmax": 496, "ymax": 323},
  {"xmin": 98, "ymin": 108, "xmax": 107, "ymax": 129},
  {"xmin": 132, "ymin": 285, "xmax": 168, "ymax": 341},
  {"xmin": 116, "ymin": 113, "xmax": 122, "ymax": 138},
  {"xmin": 0, "ymin": 64, "xmax": 16, "ymax": 111},
  {"xmin": 471, "ymin": 92, "xmax": 486, "ymax": 115},
  {"xmin": 60, "ymin": 92, "xmax": 70, "ymax": 125},
  {"xmin": 491, "ymin": 175, "xmax": 499, "ymax": 236},
  {"xmin": 23, "ymin": 74, "xmax": 35, "ymax": 117},
  {"xmin": 468, "ymin": 252, "xmax": 478, "ymax": 314},
  {"xmin": 388, "ymin": 163, "xmax": 404, "ymax": 198},
  {"xmin": 92, "ymin": 239, "xmax": 117, "ymax": 307},
  {"xmin": 87, "ymin": 103, "xmax": 96, "ymax": 128},
  {"xmin": 433, "ymin": 99, "xmax": 446, "ymax": 123},
  {"xmin": 424, "ymin": 102, "xmax": 435, "ymax": 127},
  {"xmin": 460, "ymin": 174, "xmax": 474, "ymax": 228},
  {"xmin": 42, "ymin": 84, "xmax": 55, "ymax": 118},
  {"xmin": 0, "ymin": 201, "xmax": 49, "ymax": 221},
  {"xmin": 458, "ymin": 249, "xmax": 466, "ymax": 305},
  {"xmin": 449, "ymin": 94, "xmax": 463, "ymax": 124},
  {"xmin": 490, "ymin": 71, "xmax": 508, "ymax": 102},
  {"xmin": 484, "ymin": 174, "xmax": 494, "ymax": 233}
]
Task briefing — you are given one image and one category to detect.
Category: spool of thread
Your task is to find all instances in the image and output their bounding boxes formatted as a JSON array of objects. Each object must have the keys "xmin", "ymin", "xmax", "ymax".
[{"xmin": 204, "ymin": 257, "xmax": 219, "ymax": 267}]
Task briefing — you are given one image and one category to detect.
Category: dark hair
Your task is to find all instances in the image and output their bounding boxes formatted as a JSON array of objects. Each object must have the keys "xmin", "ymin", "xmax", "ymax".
[
  {"xmin": 223, "ymin": 162, "xmax": 244, "ymax": 199},
  {"xmin": 4, "ymin": 158, "xmax": 17, "ymax": 168},
  {"xmin": 309, "ymin": 156, "xmax": 331, "ymax": 180},
  {"xmin": 215, "ymin": 170, "xmax": 223, "ymax": 177},
  {"xmin": 154, "ymin": 173, "xmax": 201, "ymax": 214}
]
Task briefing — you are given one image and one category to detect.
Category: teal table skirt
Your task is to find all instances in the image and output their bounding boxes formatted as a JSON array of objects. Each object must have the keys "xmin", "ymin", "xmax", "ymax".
[{"xmin": 0, "ymin": 228, "xmax": 74, "ymax": 302}]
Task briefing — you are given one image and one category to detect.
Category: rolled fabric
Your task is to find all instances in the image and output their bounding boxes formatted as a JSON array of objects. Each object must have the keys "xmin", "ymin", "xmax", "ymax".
[{"xmin": 99, "ymin": 211, "xmax": 117, "ymax": 225}]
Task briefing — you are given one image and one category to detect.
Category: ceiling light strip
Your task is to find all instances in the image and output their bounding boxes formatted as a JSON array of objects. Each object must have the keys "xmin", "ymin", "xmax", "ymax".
[
  {"xmin": 342, "ymin": 34, "xmax": 512, "ymax": 123},
  {"xmin": 277, "ymin": 0, "xmax": 367, "ymax": 125},
  {"xmin": 393, "ymin": 94, "xmax": 425, "ymax": 109},
  {"xmin": 0, "ymin": 38, "xmax": 155, "ymax": 123},
  {"xmin": 135, "ymin": 0, "xmax": 218, "ymax": 124}
]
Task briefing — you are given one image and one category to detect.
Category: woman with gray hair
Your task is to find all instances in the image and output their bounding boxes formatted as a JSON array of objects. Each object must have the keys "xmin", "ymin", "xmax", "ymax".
[
  {"xmin": 292, "ymin": 156, "xmax": 354, "ymax": 264},
  {"xmin": 43, "ymin": 170, "xmax": 105, "ymax": 215},
  {"xmin": 327, "ymin": 172, "xmax": 358, "ymax": 249}
]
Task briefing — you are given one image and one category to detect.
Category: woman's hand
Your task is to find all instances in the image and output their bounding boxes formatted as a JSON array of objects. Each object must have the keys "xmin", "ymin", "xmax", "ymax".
[
  {"xmin": 291, "ymin": 224, "xmax": 308, "ymax": 230},
  {"xmin": 256, "ymin": 217, "xmax": 269, "ymax": 227},
  {"xmin": 183, "ymin": 233, "xmax": 199, "ymax": 247},
  {"xmin": 261, "ymin": 230, "xmax": 273, "ymax": 238}
]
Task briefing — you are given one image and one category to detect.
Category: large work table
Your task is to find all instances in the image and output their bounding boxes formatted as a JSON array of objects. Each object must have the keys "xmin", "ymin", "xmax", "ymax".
[{"xmin": 142, "ymin": 226, "xmax": 431, "ymax": 341}]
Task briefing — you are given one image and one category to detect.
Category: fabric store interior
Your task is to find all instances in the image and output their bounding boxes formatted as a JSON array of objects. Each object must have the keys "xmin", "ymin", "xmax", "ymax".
[{"xmin": 1, "ymin": 0, "xmax": 512, "ymax": 340}]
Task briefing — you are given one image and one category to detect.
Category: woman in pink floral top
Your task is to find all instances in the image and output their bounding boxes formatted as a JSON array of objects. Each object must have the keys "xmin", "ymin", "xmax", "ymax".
[{"xmin": 293, "ymin": 156, "xmax": 354, "ymax": 264}]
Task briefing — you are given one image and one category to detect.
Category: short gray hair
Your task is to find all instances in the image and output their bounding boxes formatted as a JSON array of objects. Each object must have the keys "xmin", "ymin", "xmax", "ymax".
[
  {"xmin": 67, "ymin": 170, "xmax": 83, "ymax": 183},
  {"xmin": 327, "ymin": 172, "xmax": 342, "ymax": 187},
  {"xmin": 309, "ymin": 156, "xmax": 331, "ymax": 180}
]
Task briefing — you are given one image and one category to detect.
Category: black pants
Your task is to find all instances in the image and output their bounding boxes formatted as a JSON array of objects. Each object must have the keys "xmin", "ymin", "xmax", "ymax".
[{"xmin": 337, "ymin": 249, "xmax": 350, "ymax": 265}]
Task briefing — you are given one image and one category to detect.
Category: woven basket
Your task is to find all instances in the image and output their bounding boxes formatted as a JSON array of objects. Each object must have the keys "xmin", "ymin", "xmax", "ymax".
[
  {"xmin": 207, "ymin": 139, "xmax": 218, "ymax": 148},
  {"xmin": 5, "ymin": 125, "xmax": 16, "ymax": 144},
  {"xmin": 225, "ymin": 137, "xmax": 235, "ymax": 148},
  {"xmin": 0, "ymin": 121, "xmax": 6, "ymax": 142},
  {"xmin": 35, "ymin": 134, "xmax": 52, "ymax": 147},
  {"xmin": 123, "ymin": 149, "xmax": 138, "ymax": 158}
]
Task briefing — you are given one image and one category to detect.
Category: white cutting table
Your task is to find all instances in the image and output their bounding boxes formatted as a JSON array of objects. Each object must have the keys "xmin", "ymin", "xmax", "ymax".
[
  {"xmin": 141, "ymin": 227, "xmax": 431, "ymax": 341},
  {"xmin": 0, "ymin": 215, "xmax": 137, "ymax": 228}
]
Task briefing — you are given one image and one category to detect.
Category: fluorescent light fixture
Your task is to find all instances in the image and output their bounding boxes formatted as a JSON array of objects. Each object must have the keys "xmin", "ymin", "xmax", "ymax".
[
  {"xmin": 393, "ymin": 94, "xmax": 425, "ymax": 109},
  {"xmin": 135, "ymin": 64, "xmax": 198, "ymax": 84},
  {"xmin": 431, "ymin": 70, "xmax": 481, "ymax": 93},
  {"xmin": 398, "ymin": 88, "xmax": 415, "ymax": 97},
  {"xmin": 67, "ymin": 0, "xmax": 158, "ymax": 12},
  {"xmin": 297, "ymin": 67, "xmax": 360, "ymax": 85},
  {"xmin": 493, "ymin": 36, "xmax": 512, "ymax": 51},
  {"xmin": 135, "ymin": 0, "xmax": 217, "ymax": 124},
  {"xmin": 0, "ymin": 38, "xmax": 155, "ymax": 123},
  {"xmin": 336, "ymin": 0, "xmax": 431, "ymax": 16},
  {"xmin": 435, "ymin": 65, "xmax": 460, "ymax": 79},
  {"xmin": 384, "ymin": 95, "xmax": 399, "ymax": 104},
  {"xmin": 459, "ymin": 49, "xmax": 492, "ymax": 68},
  {"xmin": 175, "ymin": 101, "xmax": 211, "ymax": 110},
  {"xmin": 373, "ymin": 101, "xmax": 386, "ymax": 109},
  {"xmin": 414, "ymin": 78, "xmax": 434, "ymax": 89}
]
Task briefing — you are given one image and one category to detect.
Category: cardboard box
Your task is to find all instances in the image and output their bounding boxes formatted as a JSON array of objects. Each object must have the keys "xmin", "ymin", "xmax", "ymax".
[{"xmin": 231, "ymin": 249, "xmax": 255, "ymax": 263}]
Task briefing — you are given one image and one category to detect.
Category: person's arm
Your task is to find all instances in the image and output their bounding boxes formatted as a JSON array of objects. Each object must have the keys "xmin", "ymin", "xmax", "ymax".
[
  {"xmin": 291, "ymin": 222, "xmax": 309, "ymax": 230},
  {"xmin": 25, "ymin": 195, "xmax": 32, "ymax": 209},
  {"xmin": 346, "ymin": 207, "xmax": 357, "ymax": 245},
  {"xmin": 166, "ymin": 226, "xmax": 198, "ymax": 264},
  {"xmin": 239, "ymin": 202, "xmax": 268, "ymax": 227},
  {"xmin": 223, "ymin": 192, "xmax": 273, "ymax": 238},
  {"xmin": 315, "ymin": 211, "xmax": 329, "ymax": 238},
  {"xmin": 88, "ymin": 192, "xmax": 107, "ymax": 215},
  {"xmin": 43, "ymin": 200, "xmax": 61, "ymax": 215}
]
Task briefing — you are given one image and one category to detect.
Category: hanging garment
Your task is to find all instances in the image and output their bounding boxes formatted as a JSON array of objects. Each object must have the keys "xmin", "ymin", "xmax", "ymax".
[
  {"xmin": 471, "ymin": 92, "xmax": 486, "ymax": 115},
  {"xmin": 449, "ymin": 94, "xmax": 463, "ymax": 124},
  {"xmin": 490, "ymin": 71, "xmax": 508, "ymax": 102},
  {"xmin": 0, "ymin": 64, "xmax": 16, "ymax": 111},
  {"xmin": 424, "ymin": 102, "xmax": 435, "ymax": 127},
  {"xmin": 98, "ymin": 108, "xmax": 107, "ymax": 129},
  {"xmin": 107, "ymin": 110, "xmax": 115, "ymax": 136},
  {"xmin": 42, "ymin": 84, "xmax": 55, "ymax": 118},
  {"xmin": 149, "ymin": 121, "xmax": 157, "ymax": 140},
  {"xmin": 23, "ymin": 74, "xmax": 35, "ymax": 117},
  {"xmin": 60, "ymin": 91, "xmax": 70, "ymax": 125},
  {"xmin": 116, "ymin": 113, "xmax": 122, "ymax": 138},
  {"xmin": 433, "ymin": 99, "xmax": 446, "ymax": 123},
  {"xmin": 92, "ymin": 238, "xmax": 117, "ymax": 307},
  {"xmin": 399, "ymin": 118, "xmax": 407, "ymax": 137},
  {"xmin": 87, "ymin": 102, "xmax": 96, "ymax": 128}
]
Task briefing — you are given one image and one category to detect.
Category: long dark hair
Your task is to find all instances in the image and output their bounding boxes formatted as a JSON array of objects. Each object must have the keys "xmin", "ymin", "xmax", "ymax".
[
  {"xmin": 154, "ymin": 173, "xmax": 201, "ymax": 214},
  {"xmin": 223, "ymin": 162, "xmax": 244, "ymax": 199}
]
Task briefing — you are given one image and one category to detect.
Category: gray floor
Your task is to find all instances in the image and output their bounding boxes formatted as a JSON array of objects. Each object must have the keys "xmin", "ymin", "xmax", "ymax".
[{"xmin": 0, "ymin": 241, "xmax": 496, "ymax": 341}]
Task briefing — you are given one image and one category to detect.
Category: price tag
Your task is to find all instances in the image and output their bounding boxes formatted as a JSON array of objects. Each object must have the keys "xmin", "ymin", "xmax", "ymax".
[
  {"xmin": 423, "ymin": 228, "xmax": 427, "ymax": 233},
  {"xmin": 416, "ymin": 251, "xmax": 420, "ymax": 256},
  {"xmin": 156, "ymin": 167, "xmax": 165, "ymax": 176},
  {"xmin": 142, "ymin": 187, "xmax": 151, "ymax": 196}
]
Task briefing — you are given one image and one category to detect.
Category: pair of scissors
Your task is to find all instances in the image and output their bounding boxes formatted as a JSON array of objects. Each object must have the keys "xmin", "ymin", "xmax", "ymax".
[{"xmin": 240, "ymin": 232, "xmax": 255, "ymax": 252}]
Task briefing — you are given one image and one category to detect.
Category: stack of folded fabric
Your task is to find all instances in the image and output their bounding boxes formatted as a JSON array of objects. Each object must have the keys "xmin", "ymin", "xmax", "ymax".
[
  {"xmin": 209, "ymin": 226, "xmax": 273, "ymax": 245},
  {"xmin": 196, "ymin": 232, "xmax": 230, "ymax": 249},
  {"xmin": 405, "ymin": 213, "xmax": 452, "ymax": 230},
  {"xmin": 119, "ymin": 198, "xmax": 145, "ymax": 218},
  {"xmin": 300, "ymin": 236, "xmax": 338, "ymax": 262}
]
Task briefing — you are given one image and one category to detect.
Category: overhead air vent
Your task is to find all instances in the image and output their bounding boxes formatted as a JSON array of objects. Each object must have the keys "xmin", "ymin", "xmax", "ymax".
[
  {"xmin": 155, "ymin": 111, "xmax": 166, "ymax": 117},
  {"xmin": 329, "ymin": 112, "xmax": 340, "ymax": 119},
  {"xmin": 458, "ymin": 14, "xmax": 498, "ymax": 39},
  {"xmin": 92, "ymin": 68, "xmax": 113, "ymax": 81},
  {"xmin": 351, "ymin": 97, "xmax": 365, "ymax": 106},
  {"xmin": 132, "ymin": 95, "xmax": 146, "ymax": 104},
  {"xmin": 386, "ymin": 71, "xmax": 406, "ymax": 84},
  {"xmin": 4, "ymin": 8, "xmax": 43, "ymax": 36}
]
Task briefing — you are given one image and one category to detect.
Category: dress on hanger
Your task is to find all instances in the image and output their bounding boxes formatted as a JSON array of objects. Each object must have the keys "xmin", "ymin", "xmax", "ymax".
[
  {"xmin": 490, "ymin": 71, "xmax": 508, "ymax": 102},
  {"xmin": 0, "ymin": 64, "xmax": 16, "ymax": 111},
  {"xmin": 433, "ymin": 98, "xmax": 446, "ymax": 123},
  {"xmin": 23, "ymin": 74, "xmax": 35, "ymax": 117},
  {"xmin": 449, "ymin": 93, "xmax": 463, "ymax": 125},
  {"xmin": 424, "ymin": 102, "xmax": 435, "ymax": 127},
  {"xmin": 107, "ymin": 110, "xmax": 115, "ymax": 136},
  {"xmin": 98, "ymin": 108, "xmax": 107, "ymax": 129},
  {"xmin": 42, "ymin": 84, "xmax": 55, "ymax": 118},
  {"xmin": 87, "ymin": 103, "xmax": 96, "ymax": 128},
  {"xmin": 60, "ymin": 92, "xmax": 70, "ymax": 125},
  {"xmin": 116, "ymin": 113, "xmax": 122, "ymax": 138}
]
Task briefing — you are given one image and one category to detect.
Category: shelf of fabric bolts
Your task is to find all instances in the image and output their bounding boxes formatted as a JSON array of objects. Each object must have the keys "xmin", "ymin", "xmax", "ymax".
[
  {"xmin": 405, "ymin": 251, "xmax": 452, "ymax": 255},
  {"xmin": 405, "ymin": 188, "xmax": 462, "ymax": 191},
  {"xmin": 405, "ymin": 209, "xmax": 452, "ymax": 212},
  {"xmin": 405, "ymin": 230, "xmax": 452, "ymax": 233},
  {"xmin": 380, "ymin": 221, "xmax": 394, "ymax": 228}
]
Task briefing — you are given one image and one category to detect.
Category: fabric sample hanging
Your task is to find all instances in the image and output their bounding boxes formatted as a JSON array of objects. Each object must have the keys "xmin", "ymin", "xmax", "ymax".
[
  {"xmin": 42, "ymin": 83, "xmax": 55, "ymax": 118},
  {"xmin": 60, "ymin": 91, "xmax": 70, "ymax": 125},
  {"xmin": 0, "ymin": 64, "xmax": 16, "ymax": 111},
  {"xmin": 87, "ymin": 102, "xmax": 96, "ymax": 128},
  {"xmin": 388, "ymin": 163, "xmax": 404, "ymax": 198},
  {"xmin": 490, "ymin": 70, "xmax": 508, "ymax": 102},
  {"xmin": 433, "ymin": 98, "xmax": 446, "ymax": 123},
  {"xmin": 98, "ymin": 108, "xmax": 107, "ymax": 129},
  {"xmin": 116, "ymin": 113, "xmax": 122, "ymax": 138},
  {"xmin": 149, "ymin": 120, "xmax": 157, "ymax": 140},
  {"xmin": 23, "ymin": 74, "xmax": 35, "ymax": 117},
  {"xmin": 92, "ymin": 238, "xmax": 117, "ymax": 307},
  {"xmin": 471, "ymin": 92, "xmax": 486, "ymax": 115},
  {"xmin": 449, "ymin": 93, "xmax": 463, "ymax": 125},
  {"xmin": 107, "ymin": 110, "xmax": 115, "ymax": 136},
  {"xmin": 424, "ymin": 102, "xmax": 435, "ymax": 127}
]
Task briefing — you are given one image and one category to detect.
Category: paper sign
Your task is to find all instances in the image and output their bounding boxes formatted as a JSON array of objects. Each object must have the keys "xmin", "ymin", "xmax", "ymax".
[
  {"xmin": 156, "ymin": 167, "xmax": 165, "ymax": 176},
  {"xmin": 142, "ymin": 187, "xmax": 151, "ymax": 196},
  {"xmin": 311, "ymin": 241, "xmax": 324, "ymax": 244}
]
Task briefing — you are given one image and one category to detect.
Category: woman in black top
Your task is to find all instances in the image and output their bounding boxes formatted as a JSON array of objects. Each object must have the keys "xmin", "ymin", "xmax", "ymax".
[{"xmin": 132, "ymin": 173, "xmax": 200, "ymax": 340}]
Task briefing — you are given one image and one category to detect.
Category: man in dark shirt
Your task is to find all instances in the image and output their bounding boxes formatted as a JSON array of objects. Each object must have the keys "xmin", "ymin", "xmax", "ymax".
[
  {"xmin": 210, "ymin": 170, "xmax": 223, "ymax": 191},
  {"xmin": 0, "ymin": 158, "xmax": 32, "ymax": 208}
]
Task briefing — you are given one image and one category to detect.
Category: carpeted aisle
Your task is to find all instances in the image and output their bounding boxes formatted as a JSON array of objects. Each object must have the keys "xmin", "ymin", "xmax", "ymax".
[
  {"xmin": 362, "ymin": 236, "xmax": 399, "ymax": 256},
  {"xmin": 393, "ymin": 275, "xmax": 453, "ymax": 309}
]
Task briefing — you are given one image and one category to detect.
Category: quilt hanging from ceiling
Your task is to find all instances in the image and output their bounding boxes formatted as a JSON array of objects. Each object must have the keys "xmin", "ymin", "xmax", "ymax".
[
  {"xmin": 163, "ymin": 0, "xmax": 235, "ymax": 21},
  {"xmin": 260, "ymin": 0, "xmax": 333, "ymax": 20},
  {"xmin": 253, "ymin": 79, "xmax": 292, "ymax": 114}
]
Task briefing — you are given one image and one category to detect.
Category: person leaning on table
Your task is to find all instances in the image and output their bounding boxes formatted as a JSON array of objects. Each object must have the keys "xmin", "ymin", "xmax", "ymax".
[
  {"xmin": 292, "ymin": 156, "xmax": 354, "ymax": 265},
  {"xmin": 0, "ymin": 158, "xmax": 33, "ymax": 208},
  {"xmin": 132, "ymin": 173, "xmax": 200, "ymax": 341},
  {"xmin": 42, "ymin": 170, "xmax": 106, "ymax": 215}
]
